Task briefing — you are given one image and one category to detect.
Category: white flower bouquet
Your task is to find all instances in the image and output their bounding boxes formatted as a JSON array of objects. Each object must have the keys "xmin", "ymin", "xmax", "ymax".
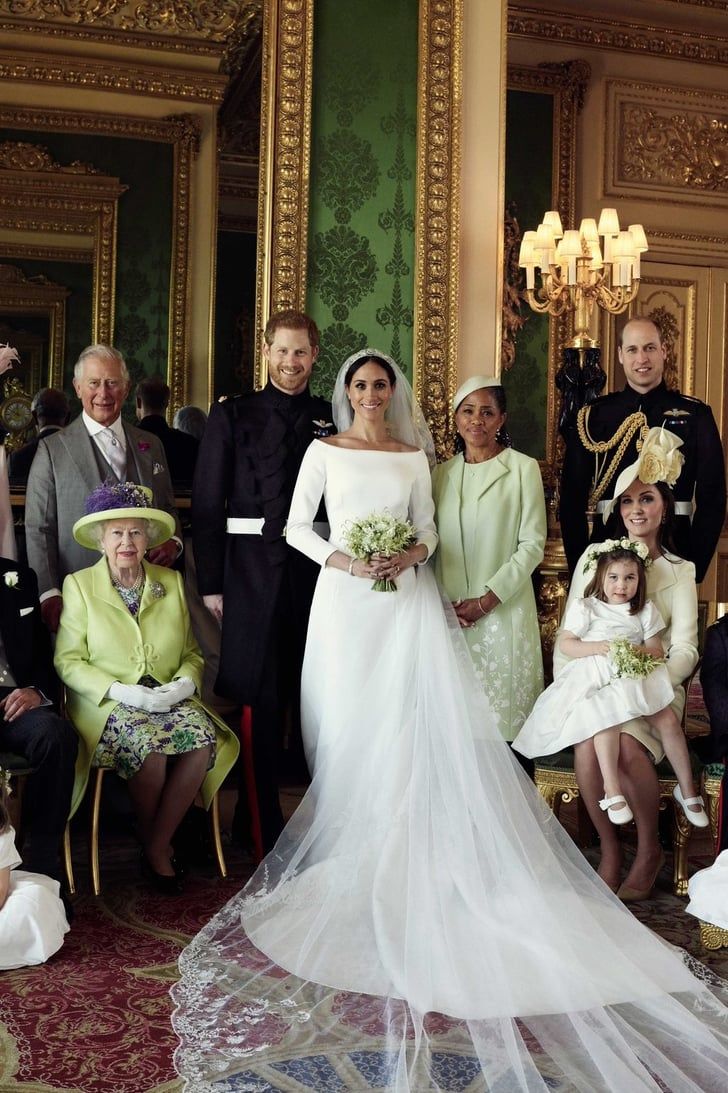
[
  {"xmin": 608, "ymin": 637, "xmax": 665, "ymax": 679},
  {"xmin": 343, "ymin": 510, "xmax": 415, "ymax": 592}
]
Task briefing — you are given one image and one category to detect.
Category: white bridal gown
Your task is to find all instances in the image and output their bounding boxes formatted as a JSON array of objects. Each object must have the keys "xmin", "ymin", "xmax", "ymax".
[{"xmin": 173, "ymin": 441, "xmax": 728, "ymax": 1093}]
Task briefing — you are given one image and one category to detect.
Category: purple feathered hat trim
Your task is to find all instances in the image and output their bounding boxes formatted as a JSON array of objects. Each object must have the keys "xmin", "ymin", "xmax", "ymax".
[{"xmin": 84, "ymin": 481, "xmax": 152, "ymax": 515}]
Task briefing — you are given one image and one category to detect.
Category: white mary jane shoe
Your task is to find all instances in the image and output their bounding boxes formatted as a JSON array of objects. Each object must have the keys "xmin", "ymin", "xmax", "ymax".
[
  {"xmin": 672, "ymin": 785, "xmax": 709, "ymax": 828},
  {"xmin": 599, "ymin": 795, "xmax": 634, "ymax": 825}
]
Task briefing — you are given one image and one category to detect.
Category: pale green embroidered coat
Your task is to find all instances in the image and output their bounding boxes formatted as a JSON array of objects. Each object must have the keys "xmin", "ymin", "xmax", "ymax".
[{"xmin": 432, "ymin": 448, "xmax": 547, "ymax": 741}]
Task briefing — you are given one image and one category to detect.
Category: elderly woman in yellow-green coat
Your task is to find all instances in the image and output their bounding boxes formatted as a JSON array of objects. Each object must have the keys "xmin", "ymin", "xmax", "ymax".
[
  {"xmin": 432, "ymin": 377, "xmax": 546, "ymax": 745},
  {"xmin": 54, "ymin": 482, "xmax": 239, "ymax": 893}
]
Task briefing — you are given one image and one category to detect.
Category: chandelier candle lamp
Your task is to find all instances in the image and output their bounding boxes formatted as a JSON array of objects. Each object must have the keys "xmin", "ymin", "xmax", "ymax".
[{"xmin": 518, "ymin": 209, "xmax": 648, "ymax": 432}]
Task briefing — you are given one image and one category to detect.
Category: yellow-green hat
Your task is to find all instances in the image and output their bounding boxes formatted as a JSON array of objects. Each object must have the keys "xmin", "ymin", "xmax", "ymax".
[{"xmin": 73, "ymin": 481, "xmax": 175, "ymax": 551}]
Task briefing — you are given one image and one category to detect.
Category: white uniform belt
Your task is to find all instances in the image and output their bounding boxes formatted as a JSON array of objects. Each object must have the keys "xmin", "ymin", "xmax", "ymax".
[
  {"xmin": 226, "ymin": 517, "xmax": 330, "ymax": 536},
  {"xmin": 595, "ymin": 499, "xmax": 693, "ymax": 518}
]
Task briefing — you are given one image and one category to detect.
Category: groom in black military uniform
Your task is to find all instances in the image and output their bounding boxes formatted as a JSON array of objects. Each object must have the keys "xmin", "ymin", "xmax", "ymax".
[
  {"xmin": 193, "ymin": 310, "xmax": 334, "ymax": 853},
  {"xmin": 560, "ymin": 317, "xmax": 726, "ymax": 583}
]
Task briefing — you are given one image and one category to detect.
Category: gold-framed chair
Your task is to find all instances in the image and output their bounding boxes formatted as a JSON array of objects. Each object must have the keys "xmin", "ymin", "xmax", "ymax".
[
  {"xmin": 2, "ymin": 749, "xmax": 75, "ymax": 895},
  {"xmin": 86, "ymin": 765, "xmax": 228, "ymax": 896},
  {"xmin": 698, "ymin": 764, "xmax": 728, "ymax": 949}
]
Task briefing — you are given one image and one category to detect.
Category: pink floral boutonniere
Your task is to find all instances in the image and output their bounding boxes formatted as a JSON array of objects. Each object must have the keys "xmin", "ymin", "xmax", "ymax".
[{"xmin": 137, "ymin": 441, "xmax": 151, "ymax": 452}]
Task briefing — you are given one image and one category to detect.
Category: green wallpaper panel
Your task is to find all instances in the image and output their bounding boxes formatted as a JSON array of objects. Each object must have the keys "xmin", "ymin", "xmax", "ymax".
[
  {"xmin": 502, "ymin": 90, "xmax": 553, "ymax": 460},
  {"xmin": 306, "ymin": 0, "xmax": 419, "ymax": 398},
  {"xmin": 0, "ymin": 128, "xmax": 173, "ymax": 418}
]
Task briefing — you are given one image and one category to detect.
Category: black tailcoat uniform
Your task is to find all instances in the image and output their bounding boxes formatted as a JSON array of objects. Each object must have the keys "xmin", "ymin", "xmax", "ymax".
[
  {"xmin": 192, "ymin": 383, "xmax": 334, "ymax": 848},
  {"xmin": 0, "ymin": 557, "xmax": 77, "ymax": 880},
  {"xmin": 560, "ymin": 381, "xmax": 726, "ymax": 582}
]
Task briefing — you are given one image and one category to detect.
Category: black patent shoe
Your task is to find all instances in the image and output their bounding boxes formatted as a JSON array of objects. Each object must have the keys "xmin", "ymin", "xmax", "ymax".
[{"xmin": 140, "ymin": 851, "xmax": 183, "ymax": 895}]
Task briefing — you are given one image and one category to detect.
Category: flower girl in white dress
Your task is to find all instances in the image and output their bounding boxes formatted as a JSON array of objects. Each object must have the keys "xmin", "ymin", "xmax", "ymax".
[
  {"xmin": 0, "ymin": 767, "xmax": 69, "ymax": 969},
  {"xmin": 513, "ymin": 541, "xmax": 708, "ymax": 829}
]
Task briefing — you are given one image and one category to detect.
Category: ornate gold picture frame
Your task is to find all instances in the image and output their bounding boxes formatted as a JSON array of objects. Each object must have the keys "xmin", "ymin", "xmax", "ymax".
[{"xmin": 0, "ymin": 107, "xmax": 199, "ymax": 410}]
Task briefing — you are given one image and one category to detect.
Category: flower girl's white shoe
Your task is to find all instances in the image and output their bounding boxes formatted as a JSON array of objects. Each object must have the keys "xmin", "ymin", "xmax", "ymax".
[
  {"xmin": 672, "ymin": 785, "xmax": 709, "ymax": 828},
  {"xmin": 599, "ymin": 795, "xmax": 634, "ymax": 825}
]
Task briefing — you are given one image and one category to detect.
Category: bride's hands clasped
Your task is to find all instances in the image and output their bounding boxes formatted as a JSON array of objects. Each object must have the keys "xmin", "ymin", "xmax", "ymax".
[{"xmin": 348, "ymin": 544, "xmax": 427, "ymax": 580}]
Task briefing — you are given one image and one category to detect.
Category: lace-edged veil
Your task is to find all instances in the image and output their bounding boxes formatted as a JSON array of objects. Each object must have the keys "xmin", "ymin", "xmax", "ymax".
[{"xmin": 332, "ymin": 348, "xmax": 436, "ymax": 466}]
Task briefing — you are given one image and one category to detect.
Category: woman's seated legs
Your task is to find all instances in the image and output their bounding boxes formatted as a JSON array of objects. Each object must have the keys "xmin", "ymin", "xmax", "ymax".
[
  {"xmin": 127, "ymin": 746, "xmax": 211, "ymax": 876},
  {"xmin": 574, "ymin": 738, "xmax": 623, "ymax": 889},
  {"xmin": 616, "ymin": 733, "xmax": 663, "ymax": 892}
]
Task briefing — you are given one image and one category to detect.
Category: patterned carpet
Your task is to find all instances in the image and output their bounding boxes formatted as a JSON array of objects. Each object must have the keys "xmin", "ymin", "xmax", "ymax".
[{"xmin": 1, "ymin": 793, "xmax": 727, "ymax": 1093}]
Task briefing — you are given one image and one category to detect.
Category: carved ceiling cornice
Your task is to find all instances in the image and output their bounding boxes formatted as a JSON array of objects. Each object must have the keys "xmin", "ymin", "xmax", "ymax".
[
  {"xmin": 0, "ymin": 48, "xmax": 229, "ymax": 103},
  {"xmin": 0, "ymin": 1, "xmax": 261, "ymax": 55},
  {"xmin": 508, "ymin": 5, "xmax": 728, "ymax": 67}
]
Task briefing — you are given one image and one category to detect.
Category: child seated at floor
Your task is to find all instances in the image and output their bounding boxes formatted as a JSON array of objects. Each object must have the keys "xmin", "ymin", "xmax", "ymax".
[{"xmin": 0, "ymin": 766, "xmax": 69, "ymax": 969}]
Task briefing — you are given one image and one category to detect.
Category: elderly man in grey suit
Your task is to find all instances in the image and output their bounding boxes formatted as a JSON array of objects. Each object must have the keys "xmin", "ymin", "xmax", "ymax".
[{"xmin": 25, "ymin": 344, "xmax": 180, "ymax": 632}]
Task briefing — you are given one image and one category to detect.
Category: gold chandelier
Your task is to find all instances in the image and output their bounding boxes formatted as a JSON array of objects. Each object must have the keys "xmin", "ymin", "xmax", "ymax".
[{"xmin": 518, "ymin": 209, "xmax": 648, "ymax": 349}]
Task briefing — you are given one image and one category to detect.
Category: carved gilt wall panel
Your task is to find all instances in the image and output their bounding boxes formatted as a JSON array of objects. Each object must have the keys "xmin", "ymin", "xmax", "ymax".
[{"xmin": 605, "ymin": 81, "xmax": 728, "ymax": 207}]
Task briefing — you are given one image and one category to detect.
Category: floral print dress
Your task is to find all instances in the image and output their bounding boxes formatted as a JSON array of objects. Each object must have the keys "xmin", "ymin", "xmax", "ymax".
[{"xmin": 93, "ymin": 579, "xmax": 216, "ymax": 779}]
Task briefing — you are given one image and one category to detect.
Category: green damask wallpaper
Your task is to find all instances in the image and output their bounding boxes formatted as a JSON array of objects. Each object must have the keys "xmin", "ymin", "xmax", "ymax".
[
  {"xmin": 0, "ymin": 128, "xmax": 173, "ymax": 417},
  {"xmin": 306, "ymin": 0, "xmax": 419, "ymax": 397},
  {"xmin": 502, "ymin": 90, "xmax": 553, "ymax": 460}
]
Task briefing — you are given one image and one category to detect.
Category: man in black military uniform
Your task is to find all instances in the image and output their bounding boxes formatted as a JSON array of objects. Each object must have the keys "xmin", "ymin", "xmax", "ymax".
[
  {"xmin": 560, "ymin": 317, "xmax": 726, "ymax": 582},
  {"xmin": 192, "ymin": 310, "xmax": 334, "ymax": 853}
]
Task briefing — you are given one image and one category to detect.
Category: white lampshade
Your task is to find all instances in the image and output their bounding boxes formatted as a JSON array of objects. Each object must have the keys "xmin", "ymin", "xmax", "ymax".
[
  {"xmin": 542, "ymin": 210, "xmax": 564, "ymax": 238},
  {"xmin": 628, "ymin": 224, "xmax": 648, "ymax": 252},
  {"xmin": 535, "ymin": 222, "xmax": 556, "ymax": 250},
  {"xmin": 578, "ymin": 218, "xmax": 599, "ymax": 244},
  {"xmin": 588, "ymin": 240, "xmax": 603, "ymax": 269},
  {"xmin": 612, "ymin": 230, "xmax": 636, "ymax": 259},
  {"xmin": 559, "ymin": 229, "xmax": 583, "ymax": 258},
  {"xmin": 518, "ymin": 231, "xmax": 537, "ymax": 266},
  {"xmin": 597, "ymin": 207, "xmax": 620, "ymax": 235}
]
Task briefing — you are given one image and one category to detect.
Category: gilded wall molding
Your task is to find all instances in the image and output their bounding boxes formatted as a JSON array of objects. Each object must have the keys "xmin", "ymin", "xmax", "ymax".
[
  {"xmin": 507, "ymin": 8, "xmax": 728, "ymax": 68},
  {"xmin": 0, "ymin": 50, "xmax": 228, "ymax": 104},
  {"xmin": 0, "ymin": 263, "xmax": 68, "ymax": 389},
  {"xmin": 0, "ymin": 140, "xmax": 126, "ymax": 342},
  {"xmin": 0, "ymin": 243, "xmax": 90, "ymax": 263},
  {"xmin": 0, "ymin": 1, "xmax": 260, "ymax": 58},
  {"xmin": 0, "ymin": 107, "xmax": 200, "ymax": 403},
  {"xmin": 255, "ymin": 0, "xmax": 314, "ymax": 381},
  {"xmin": 413, "ymin": 0, "xmax": 463, "ymax": 457},
  {"xmin": 507, "ymin": 60, "xmax": 588, "ymax": 472},
  {"xmin": 605, "ymin": 81, "xmax": 728, "ymax": 206}
]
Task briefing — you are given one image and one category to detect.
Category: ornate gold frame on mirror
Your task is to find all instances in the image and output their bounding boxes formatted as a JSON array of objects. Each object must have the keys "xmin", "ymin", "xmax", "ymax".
[
  {"xmin": 0, "ymin": 139, "xmax": 125, "ymax": 346},
  {"xmin": 255, "ymin": 0, "xmax": 462, "ymax": 454},
  {"xmin": 0, "ymin": 263, "xmax": 68, "ymax": 390},
  {"xmin": 505, "ymin": 60, "xmax": 587, "ymax": 480},
  {"xmin": 0, "ymin": 108, "xmax": 200, "ymax": 410}
]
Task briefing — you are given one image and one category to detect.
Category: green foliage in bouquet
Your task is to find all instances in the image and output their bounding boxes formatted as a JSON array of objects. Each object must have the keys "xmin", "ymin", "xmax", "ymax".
[
  {"xmin": 343, "ymin": 511, "xmax": 415, "ymax": 591},
  {"xmin": 608, "ymin": 638, "xmax": 665, "ymax": 679}
]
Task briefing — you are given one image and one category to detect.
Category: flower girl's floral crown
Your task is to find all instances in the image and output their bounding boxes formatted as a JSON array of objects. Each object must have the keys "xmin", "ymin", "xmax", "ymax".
[{"xmin": 583, "ymin": 538, "xmax": 652, "ymax": 575}]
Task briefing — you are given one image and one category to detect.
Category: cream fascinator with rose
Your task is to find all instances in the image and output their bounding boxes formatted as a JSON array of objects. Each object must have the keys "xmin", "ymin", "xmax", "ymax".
[{"xmin": 602, "ymin": 426, "xmax": 685, "ymax": 519}]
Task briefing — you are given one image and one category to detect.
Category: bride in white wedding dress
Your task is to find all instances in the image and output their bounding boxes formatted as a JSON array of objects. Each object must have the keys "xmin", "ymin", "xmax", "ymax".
[{"xmin": 172, "ymin": 350, "xmax": 728, "ymax": 1092}]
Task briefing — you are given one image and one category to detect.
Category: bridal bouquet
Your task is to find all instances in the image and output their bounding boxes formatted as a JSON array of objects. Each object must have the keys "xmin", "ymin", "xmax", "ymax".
[
  {"xmin": 343, "ymin": 511, "xmax": 415, "ymax": 592},
  {"xmin": 608, "ymin": 638, "xmax": 665, "ymax": 679}
]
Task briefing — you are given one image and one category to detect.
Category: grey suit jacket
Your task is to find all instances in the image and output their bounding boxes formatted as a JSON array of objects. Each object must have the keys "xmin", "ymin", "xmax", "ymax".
[{"xmin": 25, "ymin": 414, "xmax": 180, "ymax": 596}]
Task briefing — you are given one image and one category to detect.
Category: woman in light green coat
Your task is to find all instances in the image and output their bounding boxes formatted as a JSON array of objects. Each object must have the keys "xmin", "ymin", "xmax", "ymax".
[
  {"xmin": 432, "ymin": 377, "xmax": 547, "ymax": 743},
  {"xmin": 55, "ymin": 482, "xmax": 239, "ymax": 893}
]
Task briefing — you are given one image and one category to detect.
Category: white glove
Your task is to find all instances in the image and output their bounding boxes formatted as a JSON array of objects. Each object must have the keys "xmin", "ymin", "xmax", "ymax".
[
  {"xmin": 108, "ymin": 681, "xmax": 173, "ymax": 713},
  {"xmin": 155, "ymin": 676, "xmax": 196, "ymax": 706}
]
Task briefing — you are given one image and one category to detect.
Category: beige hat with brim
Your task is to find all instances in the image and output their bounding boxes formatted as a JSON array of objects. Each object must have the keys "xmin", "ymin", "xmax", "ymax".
[
  {"xmin": 602, "ymin": 426, "xmax": 685, "ymax": 519},
  {"xmin": 452, "ymin": 375, "xmax": 502, "ymax": 413},
  {"xmin": 73, "ymin": 482, "xmax": 175, "ymax": 551}
]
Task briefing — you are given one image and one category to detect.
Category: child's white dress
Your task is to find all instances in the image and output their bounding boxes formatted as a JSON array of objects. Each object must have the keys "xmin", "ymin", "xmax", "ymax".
[
  {"xmin": 0, "ymin": 826, "xmax": 69, "ymax": 969},
  {"xmin": 513, "ymin": 597, "xmax": 675, "ymax": 758}
]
